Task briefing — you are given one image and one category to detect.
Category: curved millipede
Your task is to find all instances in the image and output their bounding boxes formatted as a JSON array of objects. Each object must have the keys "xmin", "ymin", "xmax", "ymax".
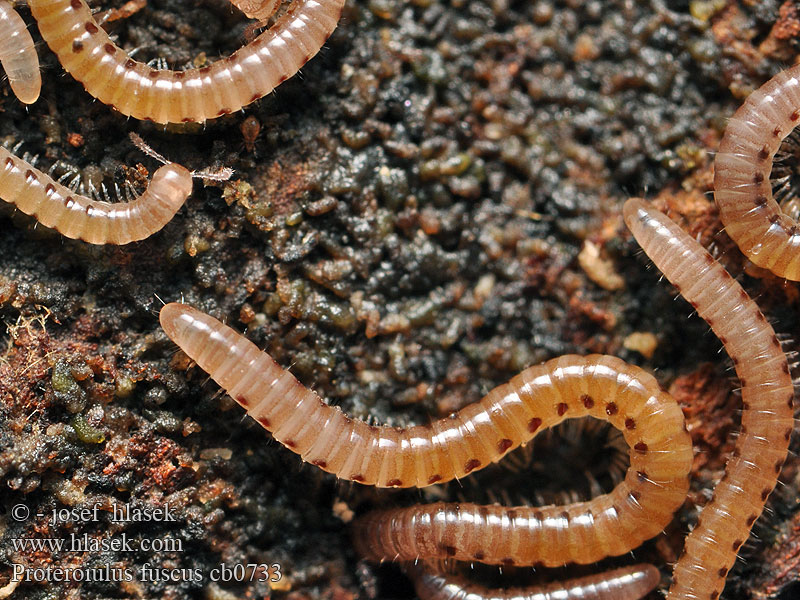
[
  {"xmin": 159, "ymin": 302, "xmax": 692, "ymax": 598},
  {"xmin": 715, "ymin": 63, "xmax": 800, "ymax": 280},
  {"xmin": 406, "ymin": 564, "xmax": 661, "ymax": 600},
  {"xmin": 0, "ymin": 147, "xmax": 193, "ymax": 244},
  {"xmin": 28, "ymin": 0, "xmax": 345, "ymax": 124},
  {"xmin": 623, "ymin": 198, "xmax": 794, "ymax": 600},
  {"xmin": 0, "ymin": 0, "xmax": 41, "ymax": 104}
]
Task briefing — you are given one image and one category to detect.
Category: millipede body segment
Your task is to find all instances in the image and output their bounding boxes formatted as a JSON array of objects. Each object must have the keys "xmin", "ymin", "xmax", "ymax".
[
  {"xmin": 28, "ymin": 0, "xmax": 345, "ymax": 124},
  {"xmin": 0, "ymin": 0, "xmax": 41, "ymax": 104},
  {"xmin": 0, "ymin": 147, "xmax": 193, "ymax": 244},
  {"xmin": 623, "ymin": 198, "xmax": 794, "ymax": 600},
  {"xmin": 715, "ymin": 64, "xmax": 800, "ymax": 279}
]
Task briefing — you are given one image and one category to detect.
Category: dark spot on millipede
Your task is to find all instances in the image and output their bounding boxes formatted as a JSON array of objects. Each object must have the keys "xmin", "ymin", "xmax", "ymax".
[
  {"xmin": 181, "ymin": 118, "xmax": 193, "ymax": 123},
  {"xmin": 786, "ymin": 428, "xmax": 793, "ymax": 440},
  {"xmin": 497, "ymin": 438, "xmax": 513, "ymax": 453},
  {"xmin": 440, "ymin": 544, "xmax": 457, "ymax": 557},
  {"xmin": 45, "ymin": 183, "xmax": 55, "ymax": 196},
  {"xmin": 533, "ymin": 510, "xmax": 544, "ymax": 521},
  {"xmin": 278, "ymin": 74, "xmax": 289, "ymax": 84},
  {"xmin": 528, "ymin": 417, "xmax": 542, "ymax": 433},
  {"xmin": 199, "ymin": 66, "xmax": 212, "ymax": 74},
  {"xmin": 732, "ymin": 539, "xmax": 743, "ymax": 551},
  {"xmin": 625, "ymin": 417, "xmax": 636, "ymax": 430},
  {"xmin": 792, "ymin": 110, "xmax": 800, "ymax": 121},
  {"xmin": 70, "ymin": 0, "xmax": 81, "ymax": 8},
  {"xmin": 104, "ymin": 43, "xmax": 116, "ymax": 55},
  {"xmin": 464, "ymin": 459, "xmax": 481, "ymax": 474},
  {"xmin": 478, "ymin": 506, "xmax": 489, "ymax": 518},
  {"xmin": 351, "ymin": 474, "xmax": 365, "ymax": 482},
  {"xmin": 630, "ymin": 490, "xmax": 641, "ymax": 501},
  {"xmin": 732, "ymin": 448, "xmax": 741, "ymax": 458},
  {"xmin": 85, "ymin": 22, "xmax": 98, "ymax": 34},
  {"xmin": 24, "ymin": 170, "xmax": 37, "ymax": 182},
  {"xmin": 386, "ymin": 479, "xmax": 402, "ymax": 487},
  {"xmin": 753, "ymin": 172, "xmax": 764, "ymax": 183},
  {"xmin": 637, "ymin": 470, "xmax": 648, "ymax": 482},
  {"xmin": 473, "ymin": 551, "xmax": 485, "ymax": 560},
  {"xmin": 739, "ymin": 377, "xmax": 746, "ymax": 387},
  {"xmin": 125, "ymin": 59, "xmax": 136, "ymax": 69},
  {"xmin": 731, "ymin": 357, "xmax": 739, "ymax": 366},
  {"xmin": 72, "ymin": 40, "xmax": 84, "ymax": 53},
  {"xmin": 773, "ymin": 127, "xmax": 782, "ymax": 137},
  {"xmin": 284, "ymin": 439, "xmax": 296, "ymax": 448},
  {"xmin": 250, "ymin": 93, "xmax": 263, "ymax": 103},
  {"xmin": 311, "ymin": 459, "xmax": 327, "ymax": 468},
  {"xmin": 791, "ymin": 226, "xmax": 798, "ymax": 236},
  {"xmin": 742, "ymin": 401, "xmax": 750, "ymax": 410},
  {"xmin": 754, "ymin": 195, "xmax": 767, "ymax": 207},
  {"xmin": 788, "ymin": 396, "xmax": 794, "ymax": 408},
  {"xmin": 746, "ymin": 514, "xmax": 757, "ymax": 526},
  {"xmin": 605, "ymin": 402, "xmax": 618, "ymax": 416},
  {"xmin": 174, "ymin": 71, "xmax": 186, "ymax": 80},
  {"xmin": 711, "ymin": 591, "xmax": 719, "ymax": 600},
  {"xmin": 634, "ymin": 442, "xmax": 648, "ymax": 453},
  {"xmin": 741, "ymin": 425, "xmax": 747, "ymax": 434},
  {"xmin": 148, "ymin": 70, "xmax": 159, "ymax": 78},
  {"xmin": 581, "ymin": 394, "xmax": 594, "ymax": 408},
  {"xmin": 557, "ymin": 402, "xmax": 568, "ymax": 416},
  {"xmin": 501, "ymin": 558, "xmax": 515, "ymax": 566},
  {"xmin": 560, "ymin": 511, "xmax": 570, "ymax": 521},
  {"xmin": 769, "ymin": 214, "xmax": 781, "ymax": 225},
  {"xmin": 758, "ymin": 145, "xmax": 770, "ymax": 160},
  {"xmin": 761, "ymin": 488, "xmax": 771, "ymax": 500},
  {"xmin": 427, "ymin": 474, "xmax": 442, "ymax": 485},
  {"xmin": 507, "ymin": 509, "xmax": 517, "ymax": 519},
  {"xmin": 257, "ymin": 416, "xmax": 270, "ymax": 427},
  {"xmin": 717, "ymin": 567, "xmax": 727, "ymax": 577}
]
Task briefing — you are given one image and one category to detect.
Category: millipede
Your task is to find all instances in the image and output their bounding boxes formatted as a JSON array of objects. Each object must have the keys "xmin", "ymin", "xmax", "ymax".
[
  {"xmin": 623, "ymin": 198, "xmax": 794, "ymax": 600},
  {"xmin": 28, "ymin": 0, "xmax": 346, "ymax": 124},
  {"xmin": 715, "ymin": 63, "xmax": 800, "ymax": 280},
  {"xmin": 0, "ymin": 147, "xmax": 193, "ymax": 244},
  {"xmin": 0, "ymin": 0, "xmax": 41, "ymax": 104}
]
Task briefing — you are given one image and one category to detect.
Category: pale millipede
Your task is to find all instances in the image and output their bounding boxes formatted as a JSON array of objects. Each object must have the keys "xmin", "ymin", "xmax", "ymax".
[
  {"xmin": 0, "ymin": 0, "xmax": 41, "ymax": 104},
  {"xmin": 406, "ymin": 563, "xmax": 661, "ymax": 600},
  {"xmin": 623, "ymin": 198, "xmax": 794, "ymax": 600},
  {"xmin": 714, "ymin": 63, "xmax": 800, "ymax": 280},
  {"xmin": 0, "ymin": 147, "xmax": 193, "ymax": 244},
  {"xmin": 28, "ymin": 0, "xmax": 346, "ymax": 124}
]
